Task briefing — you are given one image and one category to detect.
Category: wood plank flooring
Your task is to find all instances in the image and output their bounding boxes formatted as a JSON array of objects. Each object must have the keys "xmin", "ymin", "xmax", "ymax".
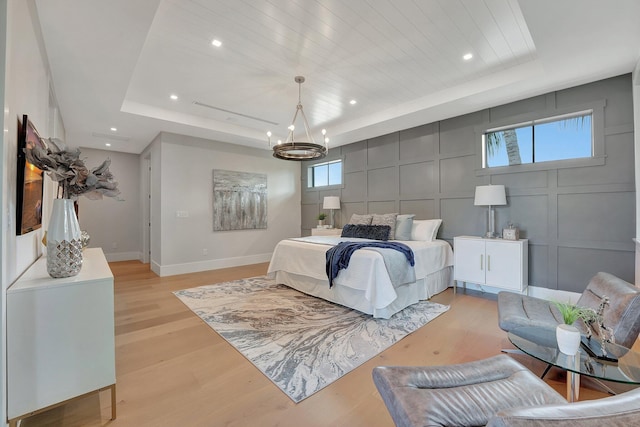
[{"xmin": 22, "ymin": 260, "xmax": 612, "ymax": 426}]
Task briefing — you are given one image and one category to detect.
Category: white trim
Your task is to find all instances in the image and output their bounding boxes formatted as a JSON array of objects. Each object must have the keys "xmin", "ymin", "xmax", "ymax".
[
  {"xmin": 103, "ymin": 251, "xmax": 142, "ymax": 263},
  {"xmin": 151, "ymin": 260, "xmax": 161, "ymax": 276},
  {"xmin": 456, "ymin": 282, "xmax": 581, "ymax": 303},
  {"xmin": 157, "ymin": 253, "xmax": 273, "ymax": 277},
  {"xmin": 526, "ymin": 286, "xmax": 581, "ymax": 304},
  {"xmin": 633, "ymin": 58, "xmax": 640, "ymax": 85}
]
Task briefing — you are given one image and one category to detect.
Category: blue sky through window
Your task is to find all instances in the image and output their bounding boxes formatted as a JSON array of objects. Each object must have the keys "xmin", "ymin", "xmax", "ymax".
[
  {"xmin": 309, "ymin": 160, "xmax": 342, "ymax": 187},
  {"xmin": 314, "ymin": 165, "xmax": 328, "ymax": 186},
  {"xmin": 328, "ymin": 162, "xmax": 342, "ymax": 186},
  {"xmin": 486, "ymin": 114, "xmax": 592, "ymax": 167}
]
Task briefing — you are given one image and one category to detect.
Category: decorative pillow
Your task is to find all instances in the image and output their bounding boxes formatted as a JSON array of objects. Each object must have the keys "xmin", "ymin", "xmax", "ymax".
[
  {"xmin": 394, "ymin": 214, "xmax": 415, "ymax": 241},
  {"xmin": 341, "ymin": 224, "xmax": 391, "ymax": 241},
  {"xmin": 349, "ymin": 213, "xmax": 373, "ymax": 225},
  {"xmin": 411, "ymin": 219, "xmax": 443, "ymax": 241},
  {"xmin": 371, "ymin": 213, "xmax": 398, "ymax": 240}
]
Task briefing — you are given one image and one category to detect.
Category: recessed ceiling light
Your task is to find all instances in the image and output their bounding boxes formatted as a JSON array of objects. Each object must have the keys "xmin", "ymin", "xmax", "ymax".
[
  {"xmin": 170, "ymin": 94, "xmax": 178, "ymax": 100},
  {"xmin": 463, "ymin": 53, "xmax": 473, "ymax": 61},
  {"xmin": 105, "ymin": 143, "xmax": 111, "ymax": 147},
  {"xmin": 211, "ymin": 39, "xmax": 222, "ymax": 47},
  {"xmin": 349, "ymin": 99, "xmax": 357, "ymax": 105},
  {"xmin": 110, "ymin": 127, "xmax": 117, "ymax": 132}
]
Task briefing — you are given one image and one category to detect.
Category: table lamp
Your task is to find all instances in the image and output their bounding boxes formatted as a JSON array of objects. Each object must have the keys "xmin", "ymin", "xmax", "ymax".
[
  {"xmin": 474, "ymin": 185, "xmax": 506, "ymax": 238},
  {"xmin": 323, "ymin": 196, "xmax": 341, "ymax": 229}
]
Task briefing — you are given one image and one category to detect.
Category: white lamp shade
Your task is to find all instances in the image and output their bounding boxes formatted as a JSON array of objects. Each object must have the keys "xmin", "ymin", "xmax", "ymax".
[
  {"xmin": 474, "ymin": 185, "xmax": 506, "ymax": 206},
  {"xmin": 323, "ymin": 196, "xmax": 341, "ymax": 209}
]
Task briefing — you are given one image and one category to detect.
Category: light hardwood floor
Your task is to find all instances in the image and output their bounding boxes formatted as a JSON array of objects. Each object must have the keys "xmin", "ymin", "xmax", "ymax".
[{"xmin": 23, "ymin": 260, "xmax": 611, "ymax": 426}]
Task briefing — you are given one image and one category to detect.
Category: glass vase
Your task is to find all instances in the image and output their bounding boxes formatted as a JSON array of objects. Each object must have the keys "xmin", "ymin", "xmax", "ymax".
[{"xmin": 46, "ymin": 198, "xmax": 83, "ymax": 278}]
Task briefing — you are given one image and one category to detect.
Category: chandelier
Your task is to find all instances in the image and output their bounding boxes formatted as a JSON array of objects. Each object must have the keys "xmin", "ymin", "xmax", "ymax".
[{"xmin": 267, "ymin": 76, "xmax": 328, "ymax": 161}]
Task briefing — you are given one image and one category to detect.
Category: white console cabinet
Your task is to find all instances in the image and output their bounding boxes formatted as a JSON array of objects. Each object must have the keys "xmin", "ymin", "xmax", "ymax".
[
  {"xmin": 454, "ymin": 236, "xmax": 528, "ymax": 292},
  {"xmin": 7, "ymin": 248, "xmax": 116, "ymax": 426}
]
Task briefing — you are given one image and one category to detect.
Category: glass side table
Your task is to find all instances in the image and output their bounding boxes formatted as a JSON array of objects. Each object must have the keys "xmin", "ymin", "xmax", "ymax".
[{"xmin": 508, "ymin": 326, "xmax": 640, "ymax": 402}]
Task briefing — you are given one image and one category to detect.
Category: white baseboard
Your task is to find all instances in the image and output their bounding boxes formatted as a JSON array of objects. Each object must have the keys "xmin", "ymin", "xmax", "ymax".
[
  {"xmin": 526, "ymin": 286, "xmax": 581, "ymax": 303},
  {"xmin": 634, "ymin": 238, "xmax": 640, "ymax": 285},
  {"xmin": 102, "ymin": 251, "xmax": 142, "ymax": 262},
  {"xmin": 455, "ymin": 282, "xmax": 581, "ymax": 302},
  {"xmin": 157, "ymin": 253, "xmax": 273, "ymax": 277},
  {"xmin": 151, "ymin": 260, "xmax": 161, "ymax": 276}
]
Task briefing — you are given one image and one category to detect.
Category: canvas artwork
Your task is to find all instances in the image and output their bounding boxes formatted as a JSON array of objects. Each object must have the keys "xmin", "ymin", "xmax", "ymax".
[
  {"xmin": 16, "ymin": 115, "xmax": 45, "ymax": 235},
  {"xmin": 213, "ymin": 169, "xmax": 267, "ymax": 231}
]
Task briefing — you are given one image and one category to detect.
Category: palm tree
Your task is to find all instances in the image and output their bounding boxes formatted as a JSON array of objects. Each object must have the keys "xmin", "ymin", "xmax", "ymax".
[{"xmin": 486, "ymin": 129, "xmax": 521, "ymax": 166}]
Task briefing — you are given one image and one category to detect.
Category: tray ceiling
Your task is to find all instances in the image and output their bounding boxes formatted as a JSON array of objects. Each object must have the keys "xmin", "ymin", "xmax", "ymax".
[{"xmin": 34, "ymin": 0, "xmax": 640, "ymax": 153}]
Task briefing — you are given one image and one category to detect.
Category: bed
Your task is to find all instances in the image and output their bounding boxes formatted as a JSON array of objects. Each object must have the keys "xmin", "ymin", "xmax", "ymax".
[{"xmin": 267, "ymin": 235, "xmax": 454, "ymax": 319}]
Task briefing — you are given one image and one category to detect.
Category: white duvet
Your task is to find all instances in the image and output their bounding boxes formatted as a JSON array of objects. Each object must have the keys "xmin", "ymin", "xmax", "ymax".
[{"xmin": 267, "ymin": 236, "xmax": 454, "ymax": 310}]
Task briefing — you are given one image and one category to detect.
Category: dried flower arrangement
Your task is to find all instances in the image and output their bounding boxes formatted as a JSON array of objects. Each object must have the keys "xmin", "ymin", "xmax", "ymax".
[{"xmin": 25, "ymin": 137, "xmax": 120, "ymax": 200}]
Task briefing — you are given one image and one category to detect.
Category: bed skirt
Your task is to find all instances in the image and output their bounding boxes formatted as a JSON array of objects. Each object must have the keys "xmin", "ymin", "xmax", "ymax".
[{"xmin": 273, "ymin": 266, "xmax": 453, "ymax": 319}]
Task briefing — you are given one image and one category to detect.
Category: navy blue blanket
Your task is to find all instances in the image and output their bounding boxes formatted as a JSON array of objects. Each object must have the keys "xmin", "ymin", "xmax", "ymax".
[{"xmin": 325, "ymin": 241, "xmax": 415, "ymax": 288}]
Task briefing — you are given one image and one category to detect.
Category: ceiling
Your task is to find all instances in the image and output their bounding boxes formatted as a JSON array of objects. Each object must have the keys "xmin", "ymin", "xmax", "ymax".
[{"xmin": 33, "ymin": 0, "xmax": 640, "ymax": 155}]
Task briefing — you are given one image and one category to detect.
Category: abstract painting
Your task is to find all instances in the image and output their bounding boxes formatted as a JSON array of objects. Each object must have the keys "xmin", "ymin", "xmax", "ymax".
[{"xmin": 213, "ymin": 169, "xmax": 267, "ymax": 231}]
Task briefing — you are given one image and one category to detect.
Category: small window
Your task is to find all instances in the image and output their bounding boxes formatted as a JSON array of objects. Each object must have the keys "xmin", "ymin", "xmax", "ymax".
[
  {"xmin": 484, "ymin": 111, "xmax": 593, "ymax": 168},
  {"xmin": 308, "ymin": 159, "xmax": 342, "ymax": 188}
]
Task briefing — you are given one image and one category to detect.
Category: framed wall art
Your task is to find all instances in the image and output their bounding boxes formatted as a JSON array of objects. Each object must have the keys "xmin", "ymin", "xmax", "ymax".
[
  {"xmin": 16, "ymin": 115, "xmax": 45, "ymax": 235},
  {"xmin": 213, "ymin": 169, "xmax": 267, "ymax": 231}
]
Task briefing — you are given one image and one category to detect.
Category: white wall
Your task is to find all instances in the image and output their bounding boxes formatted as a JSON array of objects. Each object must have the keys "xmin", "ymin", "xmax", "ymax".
[
  {"xmin": 1, "ymin": 0, "xmax": 62, "ymax": 422},
  {"xmin": 78, "ymin": 147, "xmax": 141, "ymax": 262},
  {"xmin": 147, "ymin": 132, "xmax": 301, "ymax": 276},
  {"xmin": 0, "ymin": 1, "xmax": 7, "ymax": 424},
  {"xmin": 4, "ymin": 0, "xmax": 55, "ymax": 283},
  {"xmin": 141, "ymin": 134, "xmax": 161, "ymax": 271},
  {"xmin": 633, "ymin": 59, "xmax": 640, "ymax": 284}
]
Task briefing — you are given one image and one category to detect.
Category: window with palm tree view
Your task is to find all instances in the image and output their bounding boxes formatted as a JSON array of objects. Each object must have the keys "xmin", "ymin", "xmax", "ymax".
[{"xmin": 484, "ymin": 111, "xmax": 592, "ymax": 168}]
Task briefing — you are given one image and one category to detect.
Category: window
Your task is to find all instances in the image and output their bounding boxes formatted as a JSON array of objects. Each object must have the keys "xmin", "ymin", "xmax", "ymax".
[
  {"xmin": 483, "ymin": 111, "xmax": 593, "ymax": 168},
  {"xmin": 308, "ymin": 159, "xmax": 342, "ymax": 188}
]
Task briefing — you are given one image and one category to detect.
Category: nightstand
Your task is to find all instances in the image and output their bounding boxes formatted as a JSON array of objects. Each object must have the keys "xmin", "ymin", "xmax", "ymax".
[
  {"xmin": 311, "ymin": 228, "xmax": 342, "ymax": 236},
  {"xmin": 453, "ymin": 236, "xmax": 528, "ymax": 294}
]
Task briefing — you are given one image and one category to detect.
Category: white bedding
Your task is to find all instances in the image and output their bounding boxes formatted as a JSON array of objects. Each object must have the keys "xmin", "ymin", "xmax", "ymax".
[{"xmin": 267, "ymin": 236, "xmax": 454, "ymax": 318}]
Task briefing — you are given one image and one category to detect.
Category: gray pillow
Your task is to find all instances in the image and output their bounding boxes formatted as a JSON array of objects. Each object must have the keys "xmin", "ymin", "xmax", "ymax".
[
  {"xmin": 341, "ymin": 224, "xmax": 391, "ymax": 241},
  {"xmin": 395, "ymin": 214, "xmax": 415, "ymax": 240},
  {"xmin": 349, "ymin": 213, "xmax": 373, "ymax": 225},
  {"xmin": 372, "ymin": 213, "xmax": 398, "ymax": 240}
]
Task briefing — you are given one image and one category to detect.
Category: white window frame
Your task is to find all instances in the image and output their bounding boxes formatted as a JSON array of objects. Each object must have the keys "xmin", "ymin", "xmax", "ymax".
[{"xmin": 307, "ymin": 159, "xmax": 343, "ymax": 189}]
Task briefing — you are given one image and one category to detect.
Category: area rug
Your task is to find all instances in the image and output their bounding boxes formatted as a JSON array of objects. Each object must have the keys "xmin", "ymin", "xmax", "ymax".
[{"xmin": 173, "ymin": 276, "xmax": 449, "ymax": 402}]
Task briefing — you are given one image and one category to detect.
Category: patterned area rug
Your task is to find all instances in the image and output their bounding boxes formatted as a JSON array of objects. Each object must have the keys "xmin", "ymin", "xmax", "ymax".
[{"xmin": 174, "ymin": 276, "xmax": 449, "ymax": 403}]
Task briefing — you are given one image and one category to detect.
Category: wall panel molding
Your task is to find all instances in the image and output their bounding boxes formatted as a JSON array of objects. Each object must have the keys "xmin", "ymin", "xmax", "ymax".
[{"xmin": 301, "ymin": 74, "xmax": 635, "ymax": 291}]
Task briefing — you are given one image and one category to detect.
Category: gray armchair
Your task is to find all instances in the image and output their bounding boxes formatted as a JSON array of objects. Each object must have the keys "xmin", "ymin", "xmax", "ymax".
[
  {"xmin": 373, "ymin": 354, "xmax": 640, "ymax": 427},
  {"xmin": 487, "ymin": 388, "xmax": 640, "ymax": 426},
  {"xmin": 498, "ymin": 272, "xmax": 640, "ymax": 348}
]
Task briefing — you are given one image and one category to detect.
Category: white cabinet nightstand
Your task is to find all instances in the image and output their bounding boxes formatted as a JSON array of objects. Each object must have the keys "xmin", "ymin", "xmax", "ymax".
[
  {"xmin": 454, "ymin": 236, "xmax": 528, "ymax": 293},
  {"xmin": 311, "ymin": 228, "xmax": 342, "ymax": 236}
]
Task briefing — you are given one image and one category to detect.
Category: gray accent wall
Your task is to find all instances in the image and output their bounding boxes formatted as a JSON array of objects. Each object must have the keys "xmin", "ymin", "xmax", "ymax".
[{"xmin": 302, "ymin": 74, "xmax": 635, "ymax": 292}]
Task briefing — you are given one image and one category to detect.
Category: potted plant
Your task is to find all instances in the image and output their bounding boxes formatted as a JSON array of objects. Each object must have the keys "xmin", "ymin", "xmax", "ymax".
[
  {"xmin": 317, "ymin": 213, "xmax": 327, "ymax": 227},
  {"xmin": 553, "ymin": 301, "xmax": 588, "ymax": 355}
]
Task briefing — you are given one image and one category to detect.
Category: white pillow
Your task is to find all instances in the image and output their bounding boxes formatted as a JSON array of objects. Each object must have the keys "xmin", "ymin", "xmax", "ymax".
[{"xmin": 411, "ymin": 219, "xmax": 442, "ymax": 241}]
